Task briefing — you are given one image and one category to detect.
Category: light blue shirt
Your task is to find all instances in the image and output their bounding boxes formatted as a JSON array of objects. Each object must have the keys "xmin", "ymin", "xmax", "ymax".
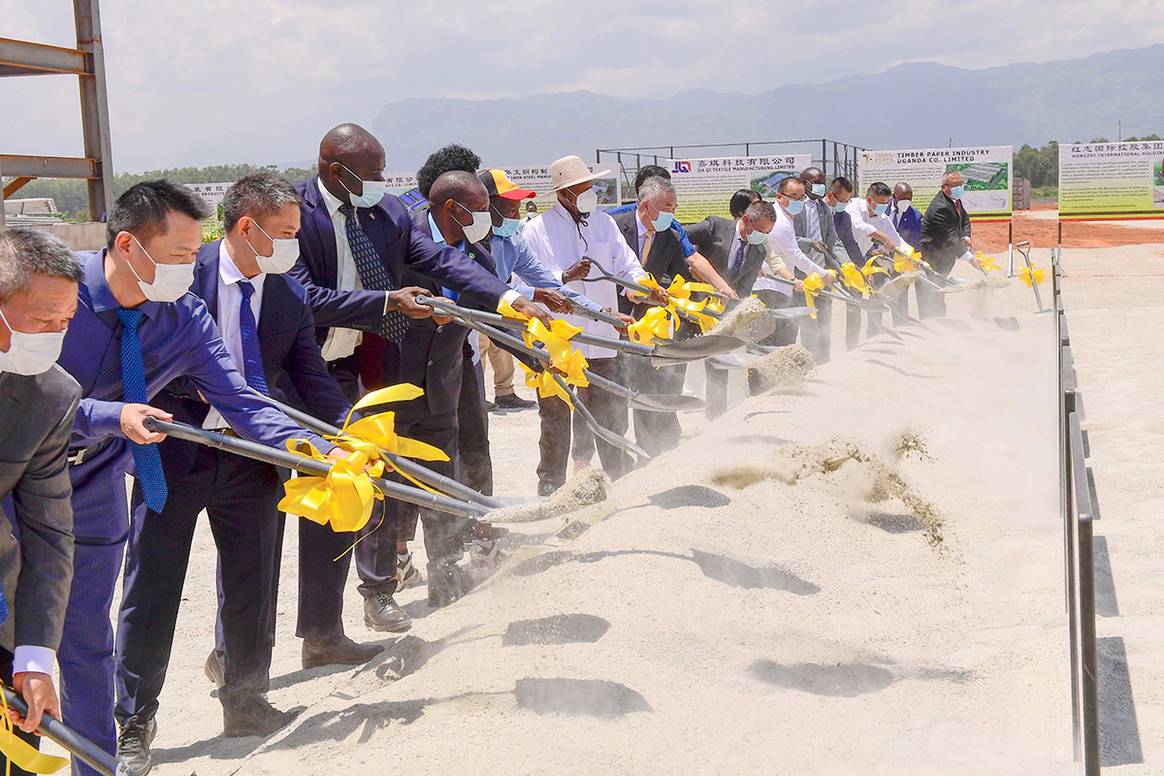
[{"xmin": 489, "ymin": 230, "xmax": 602, "ymax": 312}]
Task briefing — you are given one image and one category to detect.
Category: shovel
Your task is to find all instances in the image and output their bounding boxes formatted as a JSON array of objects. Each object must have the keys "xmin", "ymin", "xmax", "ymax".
[
  {"xmin": 577, "ymin": 259, "xmax": 723, "ymax": 322},
  {"xmin": 2, "ymin": 684, "xmax": 117, "ymax": 776},
  {"xmin": 761, "ymin": 275, "xmax": 889, "ymax": 310}
]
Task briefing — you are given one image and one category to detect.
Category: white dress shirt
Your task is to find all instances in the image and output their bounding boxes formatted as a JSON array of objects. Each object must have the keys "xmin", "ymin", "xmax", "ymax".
[
  {"xmin": 12, "ymin": 645, "xmax": 55, "ymax": 676},
  {"xmin": 765, "ymin": 205, "xmax": 827, "ymax": 296},
  {"xmin": 523, "ymin": 203, "xmax": 647, "ymax": 359},
  {"xmin": 203, "ymin": 239, "xmax": 266, "ymax": 430},
  {"xmin": 846, "ymin": 199, "xmax": 907, "ymax": 257},
  {"xmin": 317, "ymin": 178, "xmax": 369, "ymax": 362}
]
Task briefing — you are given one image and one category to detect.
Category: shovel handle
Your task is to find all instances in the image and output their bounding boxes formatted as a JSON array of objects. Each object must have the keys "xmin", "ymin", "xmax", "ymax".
[{"xmin": 2, "ymin": 685, "xmax": 117, "ymax": 776}]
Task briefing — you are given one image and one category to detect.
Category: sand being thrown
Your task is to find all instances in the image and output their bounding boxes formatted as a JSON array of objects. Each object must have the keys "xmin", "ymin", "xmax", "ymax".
[
  {"xmin": 710, "ymin": 435, "xmax": 944, "ymax": 545},
  {"xmin": 746, "ymin": 344, "xmax": 816, "ymax": 392},
  {"xmin": 486, "ymin": 466, "xmax": 610, "ymax": 523},
  {"xmin": 712, "ymin": 295, "xmax": 774, "ymax": 343}
]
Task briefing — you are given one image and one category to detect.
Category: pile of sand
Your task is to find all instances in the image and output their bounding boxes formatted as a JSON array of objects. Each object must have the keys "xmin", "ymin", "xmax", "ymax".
[
  {"xmin": 746, "ymin": 343, "xmax": 815, "ymax": 391},
  {"xmin": 712, "ymin": 295, "xmax": 773, "ymax": 343},
  {"xmin": 488, "ymin": 467, "xmax": 610, "ymax": 524}
]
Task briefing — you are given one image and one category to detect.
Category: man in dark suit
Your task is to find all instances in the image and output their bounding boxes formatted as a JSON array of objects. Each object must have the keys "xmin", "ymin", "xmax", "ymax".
[
  {"xmin": 919, "ymin": 171, "xmax": 975, "ymax": 318},
  {"xmin": 286, "ymin": 124, "xmax": 550, "ymax": 632},
  {"xmin": 0, "ymin": 229, "xmax": 83, "ymax": 776},
  {"xmin": 111, "ymin": 175, "xmax": 356, "ymax": 771},
  {"xmin": 793, "ymin": 167, "xmax": 842, "ymax": 363},
  {"xmin": 612, "ymin": 176, "xmax": 691, "ymax": 457}
]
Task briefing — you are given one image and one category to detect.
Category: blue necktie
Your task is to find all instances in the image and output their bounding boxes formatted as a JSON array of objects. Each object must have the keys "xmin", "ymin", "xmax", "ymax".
[
  {"xmin": 338, "ymin": 203, "xmax": 409, "ymax": 342},
  {"xmin": 237, "ymin": 281, "xmax": 269, "ymax": 395},
  {"xmin": 730, "ymin": 240, "xmax": 747, "ymax": 275},
  {"xmin": 0, "ymin": 585, "xmax": 8, "ymax": 627},
  {"xmin": 117, "ymin": 308, "xmax": 168, "ymax": 513}
]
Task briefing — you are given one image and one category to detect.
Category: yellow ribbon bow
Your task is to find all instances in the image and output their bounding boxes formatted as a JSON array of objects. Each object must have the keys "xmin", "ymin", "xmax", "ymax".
[
  {"xmin": 626, "ymin": 305, "xmax": 676, "ymax": 346},
  {"xmin": 974, "ymin": 251, "xmax": 1001, "ymax": 273},
  {"xmin": 861, "ymin": 257, "xmax": 889, "ymax": 280},
  {"xmin": 521, "ymin": 364, "xmax": 574, "ymax": 408},
  {"xmin": 893, "ymin": 252, "xmax": 918, "ymax": 273},
  {"xmin": 801, "ymin": 273, "xmax": 825, "ymax": 319},
  {"xmin": 523, "ymin": 318, "xmax": 590, "ymax": 388},
  {"xmin": 840, "ymin": 262, "xmax": 871, "ymax": 298},
  {"xmin": 1019, "ymin": 265, "xmax": 1045, "ymax": 288},
  {"xmin": 278, "ymin": 384, "xmax": 449, "ymax": 534},
  {"xmin": 704, "ymin": 294, "xmax": 726, "ymax": 315},
  {"xmin": 664, "ymin": 275, "xmax": 718, "ymax": 333},
  {"xmin": 0, "ymin": 688, "xmax": 69, "ymax": 774}
]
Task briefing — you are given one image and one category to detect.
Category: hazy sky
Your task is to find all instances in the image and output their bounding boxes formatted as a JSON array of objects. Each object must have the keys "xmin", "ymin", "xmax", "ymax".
[{"xmin": 2, "ymin": 0, "xmax": 1163, "ymax": 171}]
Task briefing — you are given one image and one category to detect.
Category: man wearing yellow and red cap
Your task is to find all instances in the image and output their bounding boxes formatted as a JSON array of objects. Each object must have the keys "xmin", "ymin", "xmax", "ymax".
[{"xmin": 477, "ymin": 169, "xmax": 605, "ymax": 411}]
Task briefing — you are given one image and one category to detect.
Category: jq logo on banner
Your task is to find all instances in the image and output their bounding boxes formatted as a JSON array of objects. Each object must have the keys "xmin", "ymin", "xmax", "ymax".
[
  {"xmin": 858, "ymin": 146, "xmax": 1013, "ymax": 221},
  {"xmin": 383, "ymin": 165, "xmax": 622, "ymax": 215},
  {"xmin": 1058, "ymin": 140, "xmax": 1164, "ymax": 220},
  {"xmin": 666, "ymin": 155, "xmax": 812, "ymax": 223}
]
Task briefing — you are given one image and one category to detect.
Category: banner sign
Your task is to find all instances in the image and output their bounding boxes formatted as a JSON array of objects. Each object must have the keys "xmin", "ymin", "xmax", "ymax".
[
  {"xmin": 383, "ymin": 164, "xmax": 622, "ymax": 215},
  {"xmin": 664, "ymin": 155, "xmax": 812, "ymax": 222},
  {"xmin": 185, "ymin": 182, "xmax": 232, "ymax": 221},
  {"xmin": 858, "ymin": 146, "xmax": 1013, "ymax": 221},
  {"xmin": 1058, "ymin": 140, "xmax": 1164, "ymax": 220}
]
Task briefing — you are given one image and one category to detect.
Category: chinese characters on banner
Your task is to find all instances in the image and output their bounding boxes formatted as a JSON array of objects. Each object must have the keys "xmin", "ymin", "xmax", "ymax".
[
  {"xmin": 858, "ymin": 146, "xmax": 1013, "ymax": 221},
  {"xmin": 1058, "ymin": 141, "xmax": 1164, "ymax": 220},
  {"xmin": 665, "ymin": 155, "xmax": 812, "ymax": 222}
]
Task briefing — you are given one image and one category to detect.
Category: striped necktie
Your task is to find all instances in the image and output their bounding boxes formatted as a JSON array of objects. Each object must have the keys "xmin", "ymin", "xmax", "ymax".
[
  {"xmin": 237, "ymin": 281, "xmax": 269, "ymax": 395},
  {"xmin": 338, "ymin": 203, "xmax": 409, "ymax": 342},
  {"xmin": 117, "ymin": 307, "xmax": 168, "ymax": 512}
]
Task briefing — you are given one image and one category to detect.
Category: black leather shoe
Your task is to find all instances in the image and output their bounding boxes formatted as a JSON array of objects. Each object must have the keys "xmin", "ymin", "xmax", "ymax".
[
  {"xmin": 301, "ymin": 635, "xmax": 383, "ymax": 670},
  {"xmin": 363, "ymin": 592, "xmax": 412, "ymax": 633},
  {"xmin": 221, "ymin": 693, "xmax": 300, "ymax": 738},
  {"xmin": 427, "ymin": 561, "xmax": 469, "ymax": 608},
  {"xmin": 117, "ymin": 715, "xmax": 157, "ymax": 776},
  {"xmin": 204, "ymin": 648, "xmax": 224, "ymax": 689},
  {"xmin": 495, "ymin": 393, "xmax": 535, "ymax": 409}
]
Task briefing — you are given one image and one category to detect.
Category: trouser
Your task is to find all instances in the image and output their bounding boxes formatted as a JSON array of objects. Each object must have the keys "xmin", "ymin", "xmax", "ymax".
[
  {"xmin": 626, "ymin": 354, "xmax": 685, "ymax": 457},
  {"xmin": 0, "ymin": 648, "xmax": 39, "ymax": 776},
  {"xmin": 479, "ymin": 336, "xmax": 515, "ymax": 396},
  {"xmin": 915, "ymin": 273, "xmax": 948, "ymax": 319},
  {"xmin": 536, "ymin": 356, "xmax": 632, "ymax": 487},
  {"xmin": 796, "ymin": 291, "xmax": 832, "ymax": 363},
  {"xmin": 115, "ymin": 448, "xmax": 281, "ymax": 725},
  {"xmin": 457, "ymin": 358, "xmax": 493, "ymax": 495},
  {"xmin": 754, "ymin": 290, "xmax": 798, "ymax": 347}
]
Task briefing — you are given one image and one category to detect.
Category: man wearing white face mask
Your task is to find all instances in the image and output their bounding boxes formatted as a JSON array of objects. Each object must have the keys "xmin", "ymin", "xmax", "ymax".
[
  {"xmin": 0, "ymin": 229, "xmax": 83, "ymax": 776},
  {"xmin": 111, "ymin": 174, "xmax": 356, "ymax": 764},
  {"xmin": 55, "ymin": 180, "xmax": 338, "ymax": 776}
]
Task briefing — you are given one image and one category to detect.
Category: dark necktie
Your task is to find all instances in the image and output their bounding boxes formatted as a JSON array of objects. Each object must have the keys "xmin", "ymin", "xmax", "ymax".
[
  {"xmin": 237, "ymin": 281, "xmax": 269, "ymax": 395},
  {"xmin": 117, "ymin": 307, "xmax": 168, "ymax": 512},
  {"xmin": 730, "ymin": 240, "xmax": 747, "ymax": 275},
  {"xmin": 338, "ymin": 203, "xmax": 409, "ymax": 342}
]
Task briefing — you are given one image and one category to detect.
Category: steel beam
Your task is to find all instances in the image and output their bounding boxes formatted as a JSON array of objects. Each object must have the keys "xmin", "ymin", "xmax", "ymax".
[
  {"xmin": 75, "ymin": 0, "xmax": 114, "ymax": 221},
  {"xmin": 0, "ymin": 37, "xmax": 90, "ymax": 76},
  {"xmin": 2, "ymin": 176, "xmax": 37, "ymax": 199},
  {"xmin": 0, "ymin": 154, "xmax": 97, "ymax": 179}
]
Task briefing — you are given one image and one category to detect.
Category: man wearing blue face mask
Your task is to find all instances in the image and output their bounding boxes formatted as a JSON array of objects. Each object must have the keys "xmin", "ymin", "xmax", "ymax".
[
  {"xmin": 479, "ymin": 168, "xmax": 604, "ymax": 410},
  {"xmin": 919, "ymin": 170, "xmax": 976, "ymax": 318},
  {"xmin": 846, "ymin": 182, "xmax": 912, "ymax": 340}
]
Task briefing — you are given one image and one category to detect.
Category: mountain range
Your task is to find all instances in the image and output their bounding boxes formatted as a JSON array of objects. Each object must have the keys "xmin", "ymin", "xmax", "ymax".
[{"xmin": 368, "ymin": 44, "xmax": 1164, "ymax": 172}]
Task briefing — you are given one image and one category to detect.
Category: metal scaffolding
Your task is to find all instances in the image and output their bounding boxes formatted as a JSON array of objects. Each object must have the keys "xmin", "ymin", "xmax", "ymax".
[{"xmin": 0, "ymin": 0, "xmax": 114, "ymax": 228}]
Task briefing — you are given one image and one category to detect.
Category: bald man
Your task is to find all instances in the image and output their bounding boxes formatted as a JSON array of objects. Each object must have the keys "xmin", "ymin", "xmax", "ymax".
[
  {"xmin": 287, "ymin": 125, "xmax": 550, "ymax": 653},
  {"xmin": 919, "ymin": 170, "xmax": 975, "ymax": 318}
]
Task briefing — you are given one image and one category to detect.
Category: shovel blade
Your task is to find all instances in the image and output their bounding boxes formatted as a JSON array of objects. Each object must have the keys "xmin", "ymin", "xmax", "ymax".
[
  {"xmin": 629, "ymin": 392, "xmax": 706, "ymax": 412},
  {"xmin": 652, "ymin": 334, "xmax": 745, "ymax": 361}
]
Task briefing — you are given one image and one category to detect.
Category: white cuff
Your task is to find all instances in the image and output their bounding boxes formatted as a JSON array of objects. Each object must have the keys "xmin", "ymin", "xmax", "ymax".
[
  {"xmin": 499, "ymin": 289, "xmax": 522, "ymax": 309},
  {"xmin": 383, "ymin": 291, "xmax": 392, "ymax": 315},
  {"xmin": 13, "ymin": 645, "xmax": 56, "ymax": 676}
]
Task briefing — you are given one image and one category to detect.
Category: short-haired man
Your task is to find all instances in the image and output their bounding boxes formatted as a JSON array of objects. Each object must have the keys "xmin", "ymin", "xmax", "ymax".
[
  {"xmin": 57, "ymin": 180, "xmax": 333, "ymax": 775},
  {"xmin": 523, "ymin": 155, "xmax": 656, "ymax": 495},
  {"xmin": 793, "ymin": 167, "xmax": 844, "ymax": 362},
  {"xmin": 111, "ymin": 173, "xmax": 358, "ymax": 771},
  {"xmin": 0, "ymin": 229, "xmax": 83, "ymax": 776},
  {"xmin": 919, "ymin": 170, "xmax": 976, "ymax": 318},
  {"xmin": 729, "ymin": 188, "xmax": 761, "ymax": 220},
  {"xmin": 845, "ymin": 181, "xmax": 913, "ymax": 340}
]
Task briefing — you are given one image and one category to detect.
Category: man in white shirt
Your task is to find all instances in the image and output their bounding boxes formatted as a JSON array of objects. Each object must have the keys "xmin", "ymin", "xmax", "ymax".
[
  {"xmin": 523, "ymin": 155, "xmax": 654, "ymax": 496},
  {"xmin": 766, "ymin": 177, "xmax": 836, "ymax": 361},
  {"xmin": 846, "ymin": 181, "xmax": 912, "ymax": 339}
]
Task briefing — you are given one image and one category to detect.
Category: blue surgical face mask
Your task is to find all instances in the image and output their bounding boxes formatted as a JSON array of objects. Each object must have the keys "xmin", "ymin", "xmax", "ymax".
[
  {"xmin": 873, "ymin": 201, "xmax": 890, "ymax": 216},
  {"xmin": 745, "ymin": 224, "xmax": 768, "ymax": 245},
  {"xmin": 784, "ymin": 197, "xmax": 805, "ymax": 216},
  {"xmin": 492, "ymin": 216, "xmax": 522, "ymax": 238},
  {"xmin": 650, "ymin": 208, "xmax": 674, "ymax": 232},
  {"xmin": 833, "ymin": 200, "xmax": 848, "ymax": 214},
  {"xmin": 949, "ymin": 185, "xmax": 966, "ymax": 200},
  {"xmin": 810, "ymin": 183, "xmax": 826, "ymax": 198}
]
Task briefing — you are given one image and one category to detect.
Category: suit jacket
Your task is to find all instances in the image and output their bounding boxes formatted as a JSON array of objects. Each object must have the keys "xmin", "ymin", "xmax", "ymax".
[
  {"xmin": 893, "ymin": 204, "xmax": 923, "ymax": 249},
  {"xmin": 792, "ymin": 199, "xmax": 842, "ymax": 275},
  {"xmin": 155, "ymin": 241, "xmax": 351, "ymax": 480},
  {"xmin": 686, "ymin": 216, "xmax": 767, "ymax": 297},
  {"xmin": 612, "ymin": 210, "xmax": 689, "ymax": 316},
  {"xmin": 289, "ymin": 178, "xmax": 512, "ymax": 345},
  {"xmin": 395, "ymin": 216, "xmax": 498, "ymax": 416},
  {"xmin": 920, "ymin": 192, "xmax": 972, "ymax": 274},
  {"xmin": 0, "ymin": 366, "xmax": 81, "ymax": 655}
]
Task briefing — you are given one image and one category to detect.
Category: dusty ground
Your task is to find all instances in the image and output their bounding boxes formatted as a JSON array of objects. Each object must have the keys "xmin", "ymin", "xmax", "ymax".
[{"xmin": 93, "ymin": 252, "xmax": 1091, "ymax": 776}]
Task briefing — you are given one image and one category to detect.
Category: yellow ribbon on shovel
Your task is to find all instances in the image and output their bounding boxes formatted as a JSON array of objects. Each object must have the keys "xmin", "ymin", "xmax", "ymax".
[
  {"xmin": 840, "ymin": 262, "xmax": 871, "ymax": 297},
  {"xmin": 662, "ymin": 275, "xmax": 718, "ymax": 333},
  {"xmin": 802, "ymin": 273, "xmax": 825, "ymax": 319},
  {"xmin": 521, "ymin": 365, "xmax": 574, "ymax": 408},
  {"xmin": 975, "ymin": 251, "xmax": 1001, "ymax": 273},
  {"xmin": 1019, "ymin": 265, "xmax": 1045, "ymax": 287},
  {"xmin": 278, "ymin": 384, "xmax": 450, "ymax": 534},
  {"xmin": 522, "ymin": 318, "xmax": 590, "ymax": 388},
  {"xmin": 861, "ymin": 257, "xmax": 889, "ymax": 281},
  {"xmin": 626, "ymin": 305, "xmax": 676, "ymax": 346},
  {"xmin": 0, "ymin": 688, "xmax": 68, "ymax": 774}
]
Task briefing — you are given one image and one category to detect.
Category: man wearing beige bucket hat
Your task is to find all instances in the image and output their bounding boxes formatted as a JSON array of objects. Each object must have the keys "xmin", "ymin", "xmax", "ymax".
[{"xmin": 523, "ymin": 155, "xmax": 667, "ymax": 496}]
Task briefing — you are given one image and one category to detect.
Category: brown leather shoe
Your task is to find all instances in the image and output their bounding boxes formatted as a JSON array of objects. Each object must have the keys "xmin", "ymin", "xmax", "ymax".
[{"xmin": 301, "ymin": 634, "xmax": 384, "ymax": 670}]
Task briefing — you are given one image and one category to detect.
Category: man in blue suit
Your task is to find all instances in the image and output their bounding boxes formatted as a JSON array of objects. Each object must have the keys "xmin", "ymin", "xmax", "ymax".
[
  {"xmin": 287, "ymin": 124, "xmax": 550, "ymax": 633},
  {"xmin": 890, "ymin": 183, "xmax": 924, "ymax": 323},
  {"xmin": 57, "ymin": 180, "xmax": 335, "ymax": 776},
  {"xmin": 112, "ymin": 174, "xmax": 354, "ymax": 772}
]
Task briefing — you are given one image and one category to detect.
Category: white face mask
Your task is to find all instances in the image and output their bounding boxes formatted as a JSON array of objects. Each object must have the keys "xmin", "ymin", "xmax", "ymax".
[
  {"xmin": 569, "ymin": 188, "xmax": 599, "ymax": 215},
  {"xmin": 126, "ymin": 235, "xmax": 195, "ymax": 303},
  {"xmin": 453, "ymin": 201, "xmax": 493, "ymax": 244},
  {"xmin": 0, "ymin": 306, "xmax": 66, "ymax": 376},
  {"xmin": 338, "ymin": 163, "xmax": 387, "ymax": 208},
  {"xmin": 896, "ymin": 199, "xmax": 912, "ymax": 213},
  {"xmin": 247, "ymin": 220, "xmax": 300, "ymax": 275}
]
